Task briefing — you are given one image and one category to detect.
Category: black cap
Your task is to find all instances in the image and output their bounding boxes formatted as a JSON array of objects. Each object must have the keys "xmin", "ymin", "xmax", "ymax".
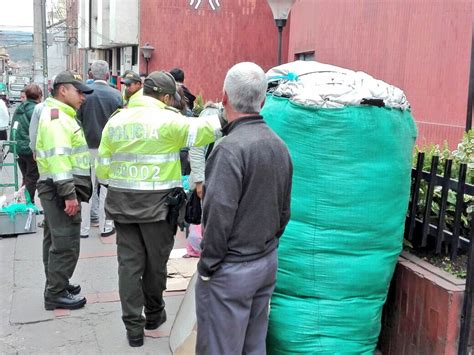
[
  {"xmin": 121, "ymin": 70, "xmax": 141, "ymax": 85},
  {"xmin": 54, "ymin": 71, "xmax": 93, "ymax": 94},
  {"xmin": 144, "ymin": 71, "xmax": 181, "ymax": 102}
]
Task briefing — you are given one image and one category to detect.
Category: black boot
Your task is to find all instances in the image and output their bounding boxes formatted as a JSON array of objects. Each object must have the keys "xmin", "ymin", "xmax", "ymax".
[
  {"xmin": 66, "ymin": 283, "xmax": 81, "ymax": 295},
  {"xmin": 44, "ymin": 291, "xmax": 87, "ymax": 311},
  {"xmin": 127, "ymin": 333, "xmax": 144, "ymax": 347},
  {"xmin": 145, "ymin": 309, "xmax": 167, "ymax": 330}
]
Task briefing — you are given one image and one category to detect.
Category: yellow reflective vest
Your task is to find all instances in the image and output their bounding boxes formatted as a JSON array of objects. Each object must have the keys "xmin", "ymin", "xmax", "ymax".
[
  {"xmin": 122, "ymin": 87, "xmax": 143, "ymax": 107},
  {"xmin": 96, "ymin": 94, "xmax": 221, "ymax": 191},
  {"xmin": 36, "ymin": 97, "xmax": 91, "ymax": 182}
]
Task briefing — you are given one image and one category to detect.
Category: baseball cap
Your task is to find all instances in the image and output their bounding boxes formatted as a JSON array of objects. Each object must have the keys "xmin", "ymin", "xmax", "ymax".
[
  {"xmin": 121, "ymin": 70, "xmax": 141, "ymax": 85},
  {"xmin": 144, "ymin": 71, "xmax": 181, "ymax": 102},
  {"xmin": 54, "ymin": 71, "xmax": 93, "ymax": 94}
]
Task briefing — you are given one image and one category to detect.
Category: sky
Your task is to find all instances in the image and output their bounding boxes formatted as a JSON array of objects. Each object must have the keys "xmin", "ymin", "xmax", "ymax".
[{"xmin": 0, "ymin": 0, "xmax": 34, "ymax": 32}]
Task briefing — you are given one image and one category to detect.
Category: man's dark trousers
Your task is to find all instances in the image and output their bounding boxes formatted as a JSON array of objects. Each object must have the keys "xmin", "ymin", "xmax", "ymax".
[
  {"xmin": 18, "ymin": 153, "xmax": 39, "ymax": 202},
  {"xmin": 115, "ymin": 220, "xmax": 175, "ymax": 337},
  {"xmin": 41, "ymin": 196, "xmax": 81, "ymax": 295},
  {"xmin": 195, "ymin": 248, "xmax": 278, "ymax": 355}
]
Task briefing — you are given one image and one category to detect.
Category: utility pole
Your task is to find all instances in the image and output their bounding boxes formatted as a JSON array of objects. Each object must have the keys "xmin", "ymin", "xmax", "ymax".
[
  {"xmin": 41, "ymin": 0, "xmax": 48, "ymax": 96},
  {"xmin": 33, "ymin": 0, "xmax": 48, "ymax": 96}
]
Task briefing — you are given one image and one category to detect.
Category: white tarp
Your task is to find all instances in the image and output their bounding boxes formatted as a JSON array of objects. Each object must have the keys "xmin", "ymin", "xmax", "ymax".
[
  {"xmin": 169, "ymin": 273, "xmax": 197, "ymax": 354},
  {"xmin": 266, "ymin": 61, "xmax": 410, "ymax": 110}
]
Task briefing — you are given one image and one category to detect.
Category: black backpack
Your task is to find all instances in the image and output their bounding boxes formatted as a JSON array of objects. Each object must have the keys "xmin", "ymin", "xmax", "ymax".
[{"xmin": 185, "ymin": 189, "xmax": 202, "ymax": 225}]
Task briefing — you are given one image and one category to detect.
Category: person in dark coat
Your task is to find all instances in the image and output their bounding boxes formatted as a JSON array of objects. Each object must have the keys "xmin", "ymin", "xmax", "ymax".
[
  {"xmin": 10, "ymin": 84, "xmax": 42, "ymax": 202},
  {"xmin": 76, "ymin": 60, "xmax": 122, "ymax": 238}
]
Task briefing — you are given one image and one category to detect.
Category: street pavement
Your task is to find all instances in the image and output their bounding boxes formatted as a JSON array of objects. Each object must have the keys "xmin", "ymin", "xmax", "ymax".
[
  {"xmin": 1, "ymin": 104, "xmax": 198, "ymax": 353},
  {"xmin": 0, "ymin": 206, "xmax": 197, "ymax": 354}
]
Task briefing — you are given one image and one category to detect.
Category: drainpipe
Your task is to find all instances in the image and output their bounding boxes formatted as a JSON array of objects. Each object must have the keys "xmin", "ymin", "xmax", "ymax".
[{"xmin": 465, "ymin": 15, "xmax": 474, "ymax": 131}]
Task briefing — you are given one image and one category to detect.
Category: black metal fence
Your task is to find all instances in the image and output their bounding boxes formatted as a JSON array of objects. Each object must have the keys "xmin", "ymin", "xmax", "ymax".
[{"xmin": 406, "ymin": 151, "xmax": 474, "ymax": 354}]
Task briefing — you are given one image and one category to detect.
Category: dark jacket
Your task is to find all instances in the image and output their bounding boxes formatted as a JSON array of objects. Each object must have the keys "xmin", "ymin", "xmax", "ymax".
[
  {"xmin": 105, "ymin": 188, "xmax": 171, "ymax": 223},
  {"xmin": 77, "ymin": 81, "xmax": 122, "ymax": 148},
  {"xmin": 198, "ymin": 115, "xmax": 293, "ymax": 277},
  {"xmin": 10, "ymin": 99, "xmax": 37, "ymax": 155}
]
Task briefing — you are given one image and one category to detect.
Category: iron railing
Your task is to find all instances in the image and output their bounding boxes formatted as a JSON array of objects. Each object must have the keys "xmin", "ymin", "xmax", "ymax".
[{"xmin": 406, "ymin": 151, "xmax": 474, "ymax": 354}]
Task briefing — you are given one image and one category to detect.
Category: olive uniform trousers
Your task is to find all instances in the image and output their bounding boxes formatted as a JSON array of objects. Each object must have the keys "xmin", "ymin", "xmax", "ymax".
[
  {"xmin": 41, "ymin": 195, "xmax": 81, "ymax": 296},
  {"xmin": 115, "ymin": 220, "xmax": 175, "ymax": 337}
]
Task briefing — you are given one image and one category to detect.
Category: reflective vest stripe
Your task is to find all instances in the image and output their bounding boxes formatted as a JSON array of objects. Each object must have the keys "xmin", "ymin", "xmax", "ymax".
[
  {"xmin": 96, "ymin": 157, "xmax": 111, "ymax": 165},
  {"xmin": 97, "ymin": 177, "xmax": 109, "ymax": 186},
  {"xmin": 40, "ymin": 172, "xmax": 72, "ymax": 181},
  {"xmin": 71, "ymin": 168, "xmax": 91, "ymax": 176},
  {"xmin": 36, "ymin": 145, "xmax": 89, "ymax": 158},
  {"xmin": 39, "ymin": 168, "xmax": 90, "ymax": 182},
  {"xmin": 108, "ymin": 179, "xmax": 181, "ymax": 190},
  {"xmin": 186, "ymin": 120, "xmax": 199, "ymax": 147},
  {"xmin": 111, "ymin": 152, "xmax": 180, "ymax": 164},
  {"xmin": 73, "ymin": 146, "xmax": 90, "ymax": 155}
]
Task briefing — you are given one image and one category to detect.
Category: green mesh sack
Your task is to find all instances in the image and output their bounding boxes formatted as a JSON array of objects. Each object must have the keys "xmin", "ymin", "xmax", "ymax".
[{"xmin": 262, "ymin": 96, "xmax": 417, "ymax": 354}]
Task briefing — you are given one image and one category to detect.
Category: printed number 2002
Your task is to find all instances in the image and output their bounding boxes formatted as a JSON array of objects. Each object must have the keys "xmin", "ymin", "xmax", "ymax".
[{"xmin": 114, "ymin": 165, "xmax": 160, "ymax": 179}]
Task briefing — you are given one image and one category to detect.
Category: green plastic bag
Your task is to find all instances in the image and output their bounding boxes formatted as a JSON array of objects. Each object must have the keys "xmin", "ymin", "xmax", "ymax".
[{"xmin": 262, "ymin": 96, "xmax": 417, "ymax": 354}]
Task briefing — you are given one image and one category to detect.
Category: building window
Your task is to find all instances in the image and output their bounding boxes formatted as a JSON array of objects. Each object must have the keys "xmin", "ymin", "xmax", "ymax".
[
  {"xmin": 132, "ymin": 46, "xmax": 138, "ymax": 66},
  {"xmin": 295, "ymin": 51, "xmax": 315, "ymax": 61},
  {"xmin": 106, "ymin": 49, "xmax": 113, "ymax": 68},
  {"xmin": 115, "ymin": 48, "xmax": 121, "ymax": 75}
]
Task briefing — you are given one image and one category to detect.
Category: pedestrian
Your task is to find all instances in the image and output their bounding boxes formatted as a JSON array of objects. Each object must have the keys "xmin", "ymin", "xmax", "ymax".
[
  {"xmin": 169, "ymin": 68, "xmax": 185, "ymax": 84},
  {"xmin": 171, "ymin": 84, "xmax": 192, "ymax": 176},
  {"xmin": 28, "ymin": 101, "xmax": 45, "ymax": 155},
  {"xmin": 185, "ymin": 102, "xmax": 223, "ymax": 258},
  {"xmin": 36, "ymin": 71, "xmax": 93, "ymax": 311},
  {"xmin": 170, "ymin": 67, "xmax": 196, "ymax": 113},
  {"xmin": 95, "ymin": 70, "xmax": 223, "ymax": 348},
  {"xmin": 19, "ymin": 88, "xmax": 26, "ymax": 102},
  {"xmin": 10, "ymin": 84, "xmax": 42, "ymax": 202},
  {"xmin": 121, "ymin": 70, "xmax": 142, "ymax": 105},
  {"xmin": 29, "ymin": 78, "xmax": 54, "ymax": 155},
  {"xmin": 195, "ymin": 62, "xmax": 293, "ymax": 355},
  {"xmin": 77, "ymin": 60, "xmax": 122, "ymax": 239},
  {"xmin": 0, "ymin": 95, "xmax": 9, "ymax": 140}
]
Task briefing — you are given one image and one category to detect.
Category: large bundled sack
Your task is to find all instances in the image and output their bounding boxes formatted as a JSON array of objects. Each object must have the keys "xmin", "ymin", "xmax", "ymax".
[{"xmin": 262, "ymin": 61, "xmax": 417, "ymax": 354}]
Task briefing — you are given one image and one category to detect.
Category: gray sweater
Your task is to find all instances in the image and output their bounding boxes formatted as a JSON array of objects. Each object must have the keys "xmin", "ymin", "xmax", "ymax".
[{"xmin": 198, "ymin": 115, "xmax": 293, "ymax": 277}]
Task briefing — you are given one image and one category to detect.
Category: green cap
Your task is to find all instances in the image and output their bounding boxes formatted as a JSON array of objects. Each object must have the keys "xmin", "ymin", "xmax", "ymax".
[
  {"xmin": 144, "ymin": 71, "xmax": 181, "ymax": 102},
  {"xmin": 54, "ymin": 71, "xmax": 93, "ymax": 94},
  {"xmin": 121, "ymin": 70, "xmax": 141, "ymax": 85}
]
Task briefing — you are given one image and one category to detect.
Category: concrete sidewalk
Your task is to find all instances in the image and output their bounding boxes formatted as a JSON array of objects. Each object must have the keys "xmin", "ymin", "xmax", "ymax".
[{"xmin": 0, "ymin": 212, "xmax": 197, "ymax": 354}]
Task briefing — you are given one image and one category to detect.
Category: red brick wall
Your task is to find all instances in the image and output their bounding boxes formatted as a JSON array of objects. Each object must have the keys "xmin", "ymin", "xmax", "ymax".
[
  {"xmin": 139, "ymin": 0, "xmax": 289, "ymax": 102},
  {"xmin": 379, "ymin": 253, "xmax": 465, "ymax": 354},
  {"xmin": 288, "ymin": 0, "xmax": 473, "ymax": 148}
]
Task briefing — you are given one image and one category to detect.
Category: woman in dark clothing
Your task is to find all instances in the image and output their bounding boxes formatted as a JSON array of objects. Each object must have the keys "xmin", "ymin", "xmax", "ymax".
[{"xmin": 10, "ymin": 84, "xmax": 42, "ymax": 203}]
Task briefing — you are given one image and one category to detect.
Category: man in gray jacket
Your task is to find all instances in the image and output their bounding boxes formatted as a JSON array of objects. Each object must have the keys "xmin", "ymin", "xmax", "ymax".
[
  {"xmin": 195, "ymin": 62, "xmax": 293, "ymax": 355},
  {"xmin": 77, "ymin": 60, "xmax": 122, "ymax": 238}
]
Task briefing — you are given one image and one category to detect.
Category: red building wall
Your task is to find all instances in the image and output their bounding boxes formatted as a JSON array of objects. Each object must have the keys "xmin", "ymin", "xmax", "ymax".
[
  {"xmin": 288, "ymin": 0, "xmax": 473, "ymax": 148},
  {"xmin": 139, "ymin": 0, "xmax": 289, "ymax": 102}
]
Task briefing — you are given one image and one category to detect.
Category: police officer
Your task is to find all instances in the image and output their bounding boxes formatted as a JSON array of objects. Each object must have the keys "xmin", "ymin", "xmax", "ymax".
[
  {"xmin": 36, "ymin": 71, "xmax": 93, "ymax": 311},
  {"xmin": 121, "ymin": 70, "xmax": 142, "ymax": 105},
  {"xmin": 96, "ymin": 71, "xmax": 222, "ymax": 347}
]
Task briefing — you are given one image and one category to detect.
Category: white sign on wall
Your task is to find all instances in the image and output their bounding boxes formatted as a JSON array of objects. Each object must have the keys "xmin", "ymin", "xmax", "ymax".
[{"xmin": 189, "ymin": 0, "xmax": 221, "ymax": 11}]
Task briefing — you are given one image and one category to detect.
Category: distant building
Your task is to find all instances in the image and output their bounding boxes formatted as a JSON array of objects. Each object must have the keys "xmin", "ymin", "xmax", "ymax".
[
  {"xmin": 46, "ymin": 0, "xmax": 68, "ymax": 81},
  {"xmin": 75, "ymin": 0, "xmax": 139, "ymax": 80}
]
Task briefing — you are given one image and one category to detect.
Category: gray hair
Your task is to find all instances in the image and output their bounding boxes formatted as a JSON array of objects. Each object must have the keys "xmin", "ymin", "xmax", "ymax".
[
  {"xmin": 200, "ymin": 101, "xmax": 221, "ymax": 116},
  {"xmin": 223, "ymin": 62, "xmax": 267, "ymax": 113},
  {"xmin": 91, "ymin": 60, "xmax": 109, "ymax": 80}
]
